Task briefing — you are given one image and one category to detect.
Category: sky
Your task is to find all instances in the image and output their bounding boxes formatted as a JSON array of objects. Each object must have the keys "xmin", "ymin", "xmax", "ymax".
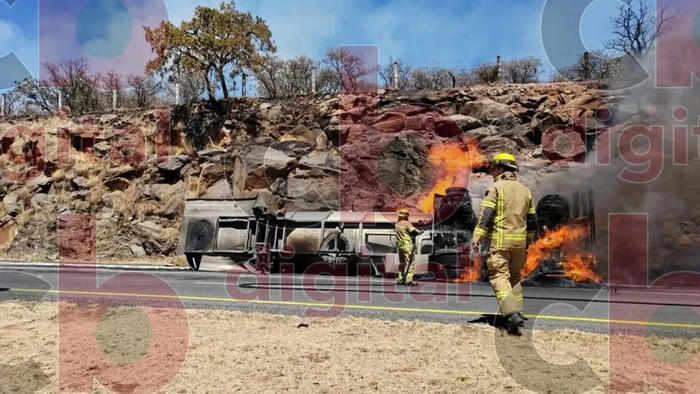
[{"xmin": 0, "ymin": 0, "xmax": 624, "ymax": 94}]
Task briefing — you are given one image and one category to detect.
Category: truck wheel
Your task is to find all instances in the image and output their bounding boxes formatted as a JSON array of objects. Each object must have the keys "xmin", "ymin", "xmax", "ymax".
[{"xmin": 186, "ymin": 254, "xmax": 202, "ymax": 270}]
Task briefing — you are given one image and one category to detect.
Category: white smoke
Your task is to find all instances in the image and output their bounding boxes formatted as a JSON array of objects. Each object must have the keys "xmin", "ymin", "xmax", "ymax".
[{"xmin": 530, "ymin": 40, "xmax": 700, "ymax": 280}]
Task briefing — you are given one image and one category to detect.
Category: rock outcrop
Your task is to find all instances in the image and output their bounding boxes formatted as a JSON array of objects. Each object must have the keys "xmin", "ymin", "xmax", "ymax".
[{"xmin": 0, "ymin": 81, "xmax": 670, "ymax": 264}]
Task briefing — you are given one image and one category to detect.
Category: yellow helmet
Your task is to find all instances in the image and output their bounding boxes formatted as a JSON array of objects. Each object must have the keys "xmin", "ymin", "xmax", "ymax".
[
  {"xmin": 398, "ymin": 208, "xmax": 410, "ymax": 216},
  {"xmin": 492, "ymin": 152, "xmax": 518, "ymax": 171}
]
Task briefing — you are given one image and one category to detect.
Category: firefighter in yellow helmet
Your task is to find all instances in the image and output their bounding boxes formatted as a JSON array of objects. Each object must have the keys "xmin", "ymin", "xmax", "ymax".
[
  {"xmin": 395, "ymin": 208, "xmax": 424, "ymax": 286},
  {"xmin": 471, "ymin": 152, "xmax": 536, "ymax": 336}
]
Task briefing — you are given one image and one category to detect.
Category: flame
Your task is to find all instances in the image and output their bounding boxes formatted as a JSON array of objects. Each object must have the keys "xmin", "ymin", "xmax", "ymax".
[
  {"xmin": 522, "ymin": 224, "xmax": 603, "ymax": 283},
  {"xmin": 418, "ymin": 138, "xmax": 487, "ymax": 213},
  {"xmin": 560, "ymin": 253, "xmax": 604, "ymax": 282},
  {"xmin": 453, "ymin": 255, "xmax": 483, "ymax": 283},
  {"xmin": 434, "ymin": 245, "xmax": 483, "ymax": 283}
]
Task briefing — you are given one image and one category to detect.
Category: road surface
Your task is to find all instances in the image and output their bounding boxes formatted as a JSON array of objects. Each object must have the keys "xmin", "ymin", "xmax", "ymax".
[{"xmin": 1, "ymin": 264, "xmax": 700, "ymax": 337}]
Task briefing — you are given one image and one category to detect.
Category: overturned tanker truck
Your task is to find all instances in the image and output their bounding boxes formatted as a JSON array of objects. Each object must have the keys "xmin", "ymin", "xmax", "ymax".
[{"xmin": 176, "ymin": 187, "xmax": 596, "ymax": 281}]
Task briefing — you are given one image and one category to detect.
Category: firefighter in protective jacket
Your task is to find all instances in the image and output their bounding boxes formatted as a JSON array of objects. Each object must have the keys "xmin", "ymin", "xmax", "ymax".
[
  {"xmin": 395, "ymin": 208, "xmax": 424, "ymax": 286},
  {"xmin": 471, "ymin": 152, "xmax": 536, "ymax": 336}
]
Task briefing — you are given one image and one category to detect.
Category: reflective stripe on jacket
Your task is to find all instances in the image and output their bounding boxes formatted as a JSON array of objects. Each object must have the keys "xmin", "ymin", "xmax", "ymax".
[
  {"xmin": 472, "ymin": 171, "xmax": 536, "ymax": 250},
  {"xmin": 395, "ymin": 219, "xmax": 420, "ymax": 251}
]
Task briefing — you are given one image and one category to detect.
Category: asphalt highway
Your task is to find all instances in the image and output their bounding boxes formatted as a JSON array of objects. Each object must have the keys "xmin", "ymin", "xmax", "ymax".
[{"xmin": 2, "ymin": 264, "xmax": 700, "ymax": 337}]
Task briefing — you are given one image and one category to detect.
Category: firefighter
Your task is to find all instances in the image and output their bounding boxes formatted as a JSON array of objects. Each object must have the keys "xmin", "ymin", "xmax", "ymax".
[
  {"xmin": 395, "ymin": 208, "xmax": 424, "ymax": 286},
  {"xmin": 471, "ymin": 152, "xmax": 536, "ymax": 336}
]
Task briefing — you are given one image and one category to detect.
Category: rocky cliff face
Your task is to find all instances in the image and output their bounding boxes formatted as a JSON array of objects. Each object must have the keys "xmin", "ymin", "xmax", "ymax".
[{"xmin": 0, "ymin": 81, "xmax": 672, "ymax": 268}]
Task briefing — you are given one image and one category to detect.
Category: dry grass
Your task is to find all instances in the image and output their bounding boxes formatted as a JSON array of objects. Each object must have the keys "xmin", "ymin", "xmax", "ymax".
[
  {"xmin": 169, "ymin": 143, "xmax": 196, "ymax": 156},
  {"xmin": 111, "ymin": 184, "xmax": 160, "ymax": 222},
  {"xmin": 157, "ymin": 227, "xmax": 180, "ymax": 251},
  {"xmin": 86, "ymin": 175, "xmax": 108, "ymax": 206},
  {"xmin": 170, "ymin": 255, "xmax": 188, "ymax": 267},
  {"xmin": 0, "ymin": 301, "xmax": 696, "ymax": 394},
  {"xmin": 50, "ymin": 168, "xmax": 67, "ymax": 182},
  {"xmin": 14, "ymin": 205, "xmax": 33, "ymax": 228},
  {"xmin": 112, "ymin": 186, "xmax": 140, "ymax": 221},
  {"xmin": 51, "ymin": 184, "xmax": 72, "ymax": 208},
  {"xmin": 69, "ymin": 151, "xmax": 104, "ymax": 177},
  {"xmin": 186, "ymin": 174, "xmax": 208, "ymax": 198}
]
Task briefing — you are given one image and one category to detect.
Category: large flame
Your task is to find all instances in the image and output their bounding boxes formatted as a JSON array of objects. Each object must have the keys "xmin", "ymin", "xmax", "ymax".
[
  {"xmin": 418, "ymin": 138, "xmax": 487, "ymax": 213},
  {"xmin": 522, "ymin": 224, "xmax": 603, "ymax": 283}
]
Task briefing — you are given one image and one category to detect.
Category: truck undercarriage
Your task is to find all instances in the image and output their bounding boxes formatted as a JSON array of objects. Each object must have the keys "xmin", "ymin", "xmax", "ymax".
[{"xmin": 177, "ymin": 187, "xmax": 599, "ymax": 286}]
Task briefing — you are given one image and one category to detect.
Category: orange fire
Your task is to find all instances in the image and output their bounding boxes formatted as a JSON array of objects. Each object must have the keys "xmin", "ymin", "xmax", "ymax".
[
  {"xmin": 522, "ymin": 224, "xmax": 603, "ymax": 283},
  {"xmin": 418, "ymin": 138, "xmax": 487, "ymax": 213},
  {"xmin": 454, "ymin": 255, "xmax": 483, "ymax": 283},
  {"xmin": 560, "ymin": 253, "xmax": 604, "ymax": 282}
]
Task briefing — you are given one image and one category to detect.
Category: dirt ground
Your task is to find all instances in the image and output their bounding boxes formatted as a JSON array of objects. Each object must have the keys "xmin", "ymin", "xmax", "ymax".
[{"xmin": 0, "ymin": 301, "xmax": 698, "ymax": 394}]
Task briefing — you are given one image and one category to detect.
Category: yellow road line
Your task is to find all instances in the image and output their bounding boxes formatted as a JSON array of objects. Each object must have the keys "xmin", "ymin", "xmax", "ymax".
[{"xmin": 10, "ymin": 288, "xmax": 700, "ymax": 329}]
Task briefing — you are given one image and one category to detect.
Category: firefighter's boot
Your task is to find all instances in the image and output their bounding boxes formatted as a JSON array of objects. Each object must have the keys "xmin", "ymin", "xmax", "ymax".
[{"xmin": 506, "ymin": 311, "xmax": 524, "ymax": 336}]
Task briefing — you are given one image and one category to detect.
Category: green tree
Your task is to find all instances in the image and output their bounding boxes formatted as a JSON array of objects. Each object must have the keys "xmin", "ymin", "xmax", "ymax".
[{"xmin": 144, "ymin": 1, "xmax": 276, "ymax": 101}]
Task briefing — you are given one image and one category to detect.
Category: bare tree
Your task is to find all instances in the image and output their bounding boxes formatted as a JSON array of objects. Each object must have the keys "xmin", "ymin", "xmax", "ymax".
[
  {"xmin": 316, "ymin": 68, "xmax": 340, "ymax": 94},
  {"xmin": 101, "ymin": 70, "xmax": 126, "ymax": 108},
  {"xmin": 1, "ymin": 91, "xmax": 25, "ymax": 115},
  {"xmin": 555, "ymin": 50, "xmax": 620, "ymax": 81},
  {"xmin": 253, "ymin": 54, "xmax": 283, "ymax": 98},
  {"xmin": 126, "ymin": 74, "xmax": 160, "ymax": 108},
  {"xmin": 470, "ymin": 62, "xmax": 500, "ymax": 84},
  {"xmin": 162, "ymin": 71, "xmax": 206, "ymax": 107},
  {"xmin": 603, "ymin": 0, "xmax": 679, "ymax": 58},
  {"xmin": 322, "ymin": 48, "xmax": 376, "ymax": 94},
  {"xmin": 377, "ymin": 57, "xmax": 412, "ymax": 89},
  {"xmin": 502, "ymin": 57, "xmax": 542, "ymax": 83},
  {"xmin": 255, "ymin": 55, "xmax": 317, "ymax": 98},
  {"xmin": 452, "ymin": 68, "xmax": 475, "ymax": 87},
  {"xmin": 42, "ymin": 58, "xmax": 103, "ymax": 114},
  {"xmin": 12, "ymin": 78, "xmax": 57, "ymax": 114},
  {"xmin": 409, "ymin": 67, "xmax": 454, "ymax": 91}
]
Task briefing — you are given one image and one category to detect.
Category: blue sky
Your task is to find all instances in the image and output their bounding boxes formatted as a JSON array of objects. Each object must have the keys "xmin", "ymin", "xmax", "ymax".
[{"xmin": 0, "ymin": 0, "xmax": 622, "ymax": 93}]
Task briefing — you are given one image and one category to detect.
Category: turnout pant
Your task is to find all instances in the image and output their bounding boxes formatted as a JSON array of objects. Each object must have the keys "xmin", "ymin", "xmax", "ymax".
[
  {"xmin": 486, "ymin": 247, "xmax": 527, "ymax": 316},
  {"xmin": 397, "ymin": 247, "xmax": 416, "ymax": 283}
]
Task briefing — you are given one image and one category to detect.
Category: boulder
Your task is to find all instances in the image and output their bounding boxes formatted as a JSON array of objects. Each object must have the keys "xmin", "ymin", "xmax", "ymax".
[
  {"xmin": 286, "ymin": 170, "xmax": 339, "ymax": 203},
  {"xmin": 200, "ymin": 163, "xmax": 228, "ymax": 180},
  {"xmin": 130, "ymin": 244, "xmax": 147, "ymax": 257},
  {"xmin": 463, "ymin": 126, "xmax": 497, "ymax": 140},
  {"xmin": 243, "ymin": 145, "xmax": 296, "ymax": 189},
  {"xmin": 244, "ymin": 145, "xmax": 296, "ymax": 170},
  {"xmin": 196, "ymin": 148, "xmax": 227, "ymax": 163},
  {"xmin": 149, "ymin": 182, "xmax": 181, "ymax": 201},
  {"xmin": 94, "ymin": 142, "xmax": 111, "ymax": 156},
  {"xmin": 271, "ymin": 137, "xmax": 313, "ymax": 157},
  {"xmin": 433, "ymin": 116, "xmax": 463, "ymax": 138},
  {"xmin": 372, "ymin": 112, "xmax": 407, "ymax": 133},
  {"xmin": 106, "ymin": 165, "xmax": 138, "ymax": 179},
  {"xmin": 261, "ymin": 104, "xmax": 283, "ymax": 123},
  {"xmin": 449, "ymin": 114, "xmax": 482, "ymax": 131},
  {"xmin": 157, "ymin": 155, "xmax": 191, "ymax": 173},
  {"xmin": 138, "ymin": 220, "xmax": 163, "ymax": 237},
  {"xmin": 376, "ymin": 135, "xmax": 430, "ymax": 195},
  {"xmin": 458, "ymin": 98, "xmax": 512, "ymax": 118},
  {"xmin": 30, "ymin": 193, "xmax": 52, "ymax": 209},
  {"xmin": 72, "ymin": 177, "xmax": 88, "ymax": 188},
  {"xmin": 202, "ymin": 179, "xmax": 232, "ymax": 199},
  {"xmin": 103, "ymin": 177, "xmax": 131, "ymax": 192},
  {"xmin": 477, "ymin": 135, "xmax": 519, "ymax": 154},
  {"xmin": 541, "ymin": 127, "xmax": 586, "ymax": 161},
  {"xmin": 298, "ymin": 151, "xmax": 340, "ymax": 173},
  {"xmin": 98, "ymin": 114, "xmax": 119, "ymax": 125}
]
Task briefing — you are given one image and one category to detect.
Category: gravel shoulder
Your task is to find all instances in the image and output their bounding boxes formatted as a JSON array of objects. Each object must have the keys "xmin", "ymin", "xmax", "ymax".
[{"xmin": 2, "ymin": 301, "xmax": 700, "ymax": 394}]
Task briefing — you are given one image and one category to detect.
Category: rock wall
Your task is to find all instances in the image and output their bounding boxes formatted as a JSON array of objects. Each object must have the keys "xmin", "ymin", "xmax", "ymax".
[{"xmin": 0, "ymin": 81, "xmax": 670, "ymax": 267}]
